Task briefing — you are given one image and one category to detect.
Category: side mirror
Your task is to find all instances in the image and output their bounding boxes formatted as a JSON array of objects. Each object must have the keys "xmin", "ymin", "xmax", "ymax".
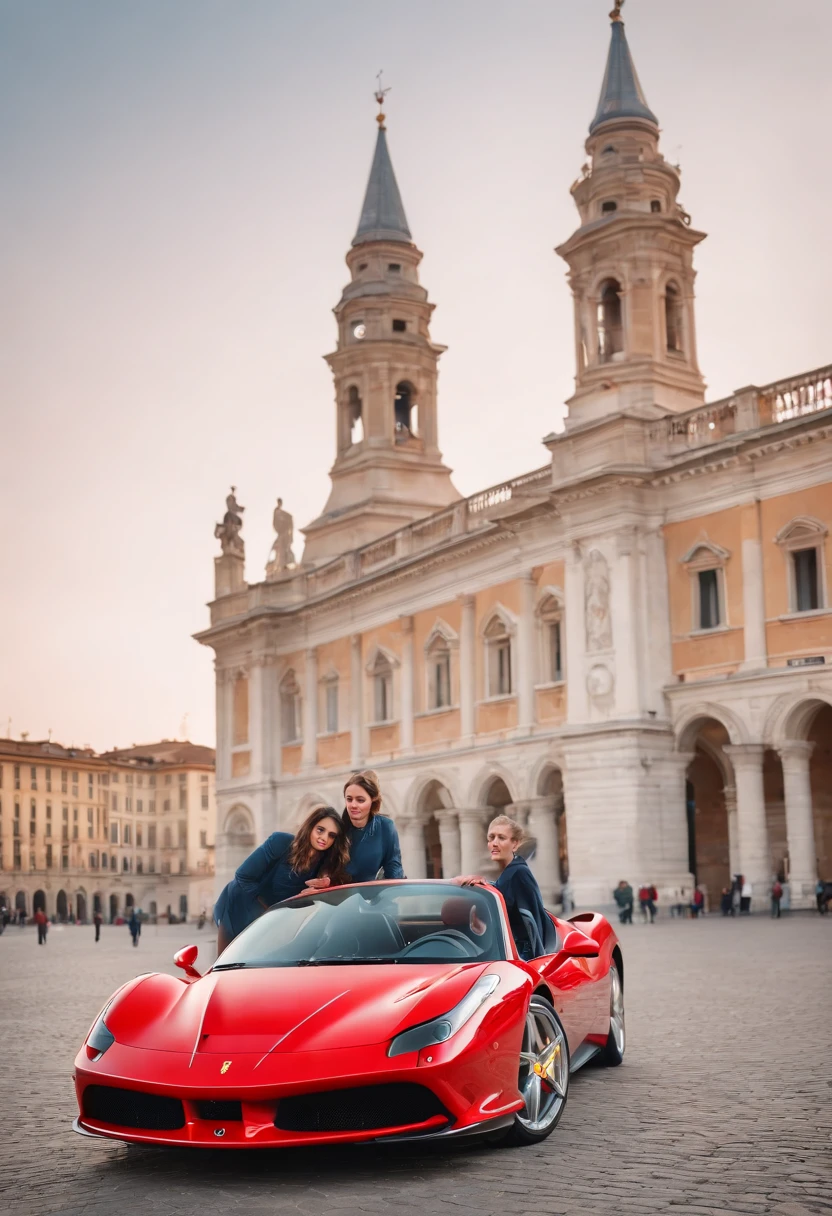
[
  {"xmin": 561, "ymin": 928, "xmax": 599, "ymax": 958},
  {"xmin": 174, "ymin": 944, "xmax": 202, "ymax": 978}
]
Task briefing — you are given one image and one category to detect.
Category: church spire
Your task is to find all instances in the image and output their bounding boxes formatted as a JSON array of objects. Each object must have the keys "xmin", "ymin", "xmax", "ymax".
[
  {"xmin": 590, "ymin": 2, "xmax": 658, "ymax": 134},
  {"xmin": 352, "ymin": 83, "xmax": 412, "ymax": 246}
]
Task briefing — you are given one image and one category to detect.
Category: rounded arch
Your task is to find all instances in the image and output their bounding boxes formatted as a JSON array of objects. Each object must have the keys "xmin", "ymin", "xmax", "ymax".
[
  {"xmin": 293, "ymin": 792, "xmax": 334, "ymax": 828},
  {"xmin": 92, "ymin": 892, "xmax": 103, "ymax": 915},
  {"xmin": 33, "ymin": 889, "xmax": 46, "ymax": 914},
  {"xmin": 15, "ymin": 890, "xmax": 27, "ymax": 914},
  {"xmin": 56, "ymin": 889, "xmax": 68, "ymax": 921},
  {"xmin": 466, "ymin": 764, "xmax": 518, "ymax": 810},
  {"xmin": 765, "ymin": 691, "xmax": 832, "ymax": 748},
  {"xmin": 406, "ymin": 771, "xmax": 460, "ymax": 820},
  {"xmin": 223, "ymin": 802, "xmax": 255, "ymax": 844},
  {"xmin": 530, "ymin": 755, "xmax": 566, "ymax": 801},
  {"xmin": 108, "ymin": 893, "xmax": 118, "ymax": 921},
  {"xmin": 75, "ymin": 889, "xmax": 87, "ymax": 923},
  {"xmin": 675, "ymin": 702, "xmax": 750, "ymax": 752}
]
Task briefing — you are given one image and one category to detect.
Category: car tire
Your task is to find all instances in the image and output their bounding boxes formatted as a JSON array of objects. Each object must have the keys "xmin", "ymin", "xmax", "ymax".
[
  {"xmin": 599, "ymin": 961, "xmax": 625, "ymax": 1066},
  {"xmin": 490, "ymin": 996, "xmax": 569, "ymax": 1148}
]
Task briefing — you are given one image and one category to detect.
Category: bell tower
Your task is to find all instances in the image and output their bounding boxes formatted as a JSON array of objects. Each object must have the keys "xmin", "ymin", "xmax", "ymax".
[
  {"xmin": 556, "ymin": 1, "xmax": 707, "ymax": 428},
  {"xmin": 302, "ymin": 92, "xmax": 459, "ymax": 565}
]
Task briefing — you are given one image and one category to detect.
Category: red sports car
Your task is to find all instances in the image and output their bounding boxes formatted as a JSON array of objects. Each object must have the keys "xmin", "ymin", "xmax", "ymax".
[{"xmin": 73, "ymin": 880, "xmax": 624, "ymax": 1149}]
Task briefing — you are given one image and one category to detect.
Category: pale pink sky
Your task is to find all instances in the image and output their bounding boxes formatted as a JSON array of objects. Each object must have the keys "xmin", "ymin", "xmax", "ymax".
[{"xmin": 1, "ymin": 0, "xmax": 830, "ymax": 752}]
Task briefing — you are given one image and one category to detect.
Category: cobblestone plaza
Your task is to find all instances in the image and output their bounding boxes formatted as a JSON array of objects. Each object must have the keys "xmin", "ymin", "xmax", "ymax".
[{"xmin": 1, "ymin": 916, "xmax": 830, "ymax": 1216}]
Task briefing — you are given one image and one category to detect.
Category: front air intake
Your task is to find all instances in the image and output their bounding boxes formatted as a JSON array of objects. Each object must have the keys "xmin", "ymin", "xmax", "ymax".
[
  {"xmin": 83, "ymin": 1085, "xmax": 185, "ymax": 1131},
  {"xmin": 275, "ymin": 1083, "xmax": 449, "ymax": 1133}
]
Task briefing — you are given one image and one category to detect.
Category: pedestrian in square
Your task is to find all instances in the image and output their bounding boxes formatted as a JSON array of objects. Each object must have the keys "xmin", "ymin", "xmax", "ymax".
[
  {"xmin": 720, "ymin": 886, "xmax": 732, "ymax": 915},
  {"xmin": 690, "ymin": 886, "xmax": 705, "ymax": 918},
  {"xmin": 740, "ymin": 878, "xmax": 752, "ymax": 914},
  {"xmin": 34, "ymin": 906, "xmax": 48, "ymax": 945},
  {"xmin": 613, "ymin": 880, "xmax": 634, "ymax": 924},
  {"xmin": 128, "ymin": 909, "xmax": 141, "ymax": 947},
  {"xmin": 770, "ymin": 878, "xmax": 783, "ymax": 918},
  {"xmin": 93, "ymin": 909, "xmax": 102, "ymax": 942}
]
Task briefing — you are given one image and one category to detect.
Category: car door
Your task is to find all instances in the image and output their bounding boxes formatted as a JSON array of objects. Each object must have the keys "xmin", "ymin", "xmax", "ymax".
[{"xmin": 526, "ymin": 915, "xmax": 600, "ymax": 1054}]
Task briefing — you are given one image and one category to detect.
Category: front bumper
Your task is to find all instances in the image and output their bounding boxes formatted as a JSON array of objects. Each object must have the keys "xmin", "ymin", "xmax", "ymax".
[{"xmin": 73, "ymin": 1029, "xmax": 525, "ymax": 1148}]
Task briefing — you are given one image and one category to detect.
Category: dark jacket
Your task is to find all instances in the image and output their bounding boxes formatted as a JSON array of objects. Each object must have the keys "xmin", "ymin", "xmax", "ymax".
[
  {"xmin": 494, "ymin": 855, "xmax": 548, "ymax": 960},
  {"xmin": 614, "ymin": 884, "xmax": 634, "ymax": 909},
  {"xmin": 344, "ymin": 815, "xmax": 404, "ymax": 882},
  {"xmin": 128, "ymin": 913, "xmax": 140, "ymax": 937},
  {"xmin": 214, "ymin": 831, "xmax": 323, "ymax": 939}
]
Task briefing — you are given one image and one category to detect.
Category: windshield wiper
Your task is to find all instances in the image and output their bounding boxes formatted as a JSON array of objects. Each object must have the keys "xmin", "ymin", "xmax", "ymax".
[
  {"xmin": 212, "ymin": 962, "xmax": 248, "ymax": 970},
  {"xmin": 295, "ymin": 956, "xmax": 399, "ymax": 966}
]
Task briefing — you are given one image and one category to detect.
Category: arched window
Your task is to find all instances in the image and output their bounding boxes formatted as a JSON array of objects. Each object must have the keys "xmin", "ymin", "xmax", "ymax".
[
  {"xmin": 537, "ymin": 594, "xmax": 564, "ymax": 684},
  {"xmin": 348, "ymin": 385, "xmax": 363, "ymax": 444},
  {"xmin": 427, "ymin": 636, "xmax": 452, "ymax": 710},
  {"xmin": 665, "ymin": 282, "xmax": 684, "ymax": 353},
  {"xmin": 394, "ymin": 381, "xmax": 418, "ymax": 440},
  {"xmin": 775, "ymin": 517, "xmax": 828, "ymax": 613},
  {"xmin": 370, "ymin": 651, "xmax": 394, "ymax": 723},
  {"xmin": 321, "ymin": 673, "xmax": 339, "ymax": 734},
  {"xmin": 484, "ymin": 614, "xmax": 513, "ymax": 698},
  {"xmin": 596, "ymin": 279, "xmax": 623, "ymax": 362},
  {"xmin": 280, "ymin": 670, "xmax": 302, "ymax": 744}
]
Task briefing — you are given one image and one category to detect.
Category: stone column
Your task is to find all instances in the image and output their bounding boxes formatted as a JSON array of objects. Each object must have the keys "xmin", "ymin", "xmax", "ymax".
[
  {"xmin": 614, "ymin": 531, "xmax": 641, "ymax": 716},
  {"xmin": 459, "ymin": 595, "xmax": 476, "ymax": 740},
  {"xmin": 517, "ymin": 573, "xmax": 536, "ymax": 732},
  {"xmin": 564, "ymin": 545, "xmax": 587, "ymax": 723},
  {"xmin": 740, "ymin": 535, "xmax": 768, "ymax": 671},
  {"xmin": 400, "ymin": 615, "xmax": 414, "ymax": 752},
  {"xmin": 438, "ymin": 812, "xmax": 461, "ymax": 880},
  {"xmin": 302, "ymin": 647, "xmax": 318, "ymax": 769},
  {"xmin": 350, "ymin": 634, "xmax": 363, "ymax": 769},
  {"xmin": 724, "ymin": 784, "xmax": 738, "ymax": 877},
  {"xmin": 399, "ymin": 817, "xmax": 427, "ymax": 879},
  {"xmin": 527, "ymin": 797, "xmax": 560, "ymax": 906},
  {"xmin": 459, "ymin": 809, "xmax": 487, "ymax": 876},
  {"xmin": 214, "ymin": 668, "xmax": 230, "ymax": 783},
  {"xmin": 724, "ymin": 744, "xmax": 769, "ymax": 910},
  {"xmin": 778, "ymin": 741, "xmax": 817, "ymax": 907},
  {"xmin": 248, "ymin": 661, "xmax": 264, "ymax": 778}
]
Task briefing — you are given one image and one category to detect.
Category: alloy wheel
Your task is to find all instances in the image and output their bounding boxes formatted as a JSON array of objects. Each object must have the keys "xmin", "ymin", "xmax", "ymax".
[
  {"xmin": 516, "ymin": 1000, "xmax": 568, "ymax": 1133},
  {"xmin": 609, "ymin": 964, "xmax": 625, "ymax": 1056}
]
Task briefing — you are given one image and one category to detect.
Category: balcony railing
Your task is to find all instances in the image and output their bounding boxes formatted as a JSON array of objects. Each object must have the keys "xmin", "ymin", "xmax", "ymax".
[
  {"xmin": 212, "ymin": 465, "xmax": 553, "ymax": 622},
  {"xmin": 649, "ymin": 363, "xmax": 832, "ymax": 455}
]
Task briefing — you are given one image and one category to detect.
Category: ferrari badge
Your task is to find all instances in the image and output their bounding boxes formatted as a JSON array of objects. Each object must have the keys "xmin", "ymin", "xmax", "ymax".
[{"xmin": 220, "ymin": 1060, "xmax": 232, "ymax": 1074}]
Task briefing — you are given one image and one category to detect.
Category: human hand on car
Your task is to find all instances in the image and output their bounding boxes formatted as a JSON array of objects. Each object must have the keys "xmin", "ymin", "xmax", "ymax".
[
  {"xmin": 453, "ymin": 874, "xmax": 486, "ymax": 887},
  {"xmin": 304, "ymin": 876, "xmax": 331, "ymax": 890}
]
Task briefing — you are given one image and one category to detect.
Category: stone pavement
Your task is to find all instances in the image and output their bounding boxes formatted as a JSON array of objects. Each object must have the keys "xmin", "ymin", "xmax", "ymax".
[{"xmin": 0, "ymin": 914, "xmax": 830, "ymax": 1216}]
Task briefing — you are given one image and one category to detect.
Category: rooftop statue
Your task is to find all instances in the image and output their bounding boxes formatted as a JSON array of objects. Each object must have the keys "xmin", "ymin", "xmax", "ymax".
[
  {"xmin": 266, "ymin": 497, "xmax": 296, "ymax": 579},
  {"xmin": 214, "ymin": 487, "xmax": 245, "ymax": 558}
]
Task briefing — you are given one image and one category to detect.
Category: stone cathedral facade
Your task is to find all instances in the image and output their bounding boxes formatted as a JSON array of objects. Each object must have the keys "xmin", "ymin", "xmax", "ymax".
[{"xmin": 197, "ymin": 11, "xmax": 832, "ymax": 915}]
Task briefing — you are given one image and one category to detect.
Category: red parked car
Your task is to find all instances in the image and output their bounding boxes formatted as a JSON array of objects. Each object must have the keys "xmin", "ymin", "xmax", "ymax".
[{"xmin": 73, "ymin": 880, "xmax": 624, "ymax": 1149}]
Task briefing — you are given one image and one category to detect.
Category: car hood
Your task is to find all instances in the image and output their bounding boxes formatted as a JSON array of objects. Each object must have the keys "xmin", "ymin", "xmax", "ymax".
[{"xmin": 107, "ymin": 962, "xmax": 491, "ymax": 1055}]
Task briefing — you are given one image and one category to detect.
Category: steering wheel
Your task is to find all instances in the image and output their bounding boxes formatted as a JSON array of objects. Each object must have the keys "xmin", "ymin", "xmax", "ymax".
[{"xmin": 399, "ymin": 930, "xmax": 479, "ymax": 959}]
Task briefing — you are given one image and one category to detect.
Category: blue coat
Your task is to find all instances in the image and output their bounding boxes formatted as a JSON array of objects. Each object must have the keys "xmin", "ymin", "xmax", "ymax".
[
  {"xmin": 495, "ymin": 855, "xmax": 548, "ymax": 960},
  {"xmin": 214, "ymin": 831, "xmax": 323, "ymax": 939},
  {"xmin": 344, "ymin": 814, "xmax": 404, "ymax": 882}
]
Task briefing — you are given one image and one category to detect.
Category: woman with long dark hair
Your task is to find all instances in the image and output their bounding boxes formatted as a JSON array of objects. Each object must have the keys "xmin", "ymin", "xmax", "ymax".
[
  {"xmin": 340, "ymin": 770, "xmax": 404, "ymax": 882},
  {"xmin": 214, "ymin": 806, "xmax": 350, "ymax": 954}
]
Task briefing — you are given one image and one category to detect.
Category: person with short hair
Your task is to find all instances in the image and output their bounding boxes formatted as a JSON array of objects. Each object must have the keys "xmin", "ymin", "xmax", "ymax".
[
  {"xmin": 214, "ymin": 806, "xmax": 350, "ymax": 954},
  {"xmin": 34, "ymin": 906, "xmax": 48, "ymax": 945},
  {"xmin": 454, "ymin": 815, "xmax": 549, "ymax": 960}
]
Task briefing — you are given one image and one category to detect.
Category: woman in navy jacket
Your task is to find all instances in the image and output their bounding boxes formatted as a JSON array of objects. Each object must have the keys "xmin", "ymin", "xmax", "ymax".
[
  {"xmin": 455, "ymin": 814, "xmax": 548, "ymax": 960},
  {"xmin": 341, "ymin": 770, "xmax": 404, "ymax": 882},
  {"xmin": 214, "ymin": 806, "xmax": 350, "ymax": 954}
]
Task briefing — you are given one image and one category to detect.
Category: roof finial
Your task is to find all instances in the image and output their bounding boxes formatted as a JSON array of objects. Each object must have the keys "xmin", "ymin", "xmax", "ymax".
[
  {"xmin": 374, "ymin": 69, "xmax": 391, "ymax": 129},
  {"xmin": 610, "ymin": 0, "xmax": 624, "ymax": 22}
]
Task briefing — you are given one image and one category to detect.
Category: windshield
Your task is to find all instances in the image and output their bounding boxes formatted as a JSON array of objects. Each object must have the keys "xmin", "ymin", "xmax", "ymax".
[{"xmin": 214, "ymin": 882, "xmax": 506, "ymax": 969}]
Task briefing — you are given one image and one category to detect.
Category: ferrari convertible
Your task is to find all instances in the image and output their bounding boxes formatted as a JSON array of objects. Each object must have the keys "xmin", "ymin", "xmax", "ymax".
[{"xmin": 73, "ymin": 880, "xmax": 624, "ymax": 1149}]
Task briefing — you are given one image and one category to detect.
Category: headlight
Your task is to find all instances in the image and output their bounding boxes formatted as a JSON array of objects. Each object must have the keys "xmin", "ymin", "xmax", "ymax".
[
  {"xmin": 86, "ymin": 1012, "xmax": 115, "ymax": 1060},
  {"xmin": 388, "ymin": 974, "xmax": 499, "ymax": 1058}
]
